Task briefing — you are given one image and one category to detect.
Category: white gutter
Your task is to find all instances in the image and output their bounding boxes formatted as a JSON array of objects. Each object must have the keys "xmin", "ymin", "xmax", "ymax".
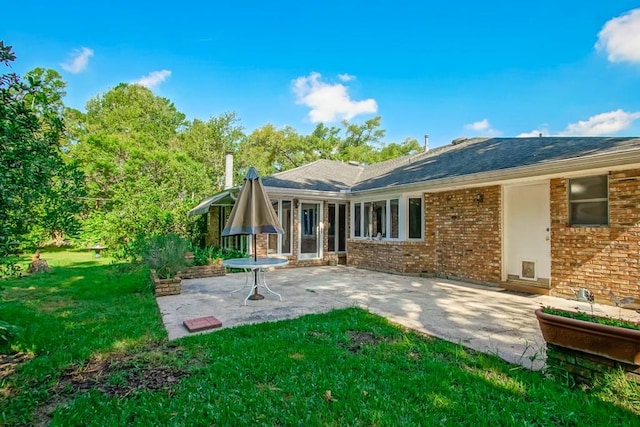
[{"xmin": 263, "ymin": 186, "xmax": 349, "ymax": 200}]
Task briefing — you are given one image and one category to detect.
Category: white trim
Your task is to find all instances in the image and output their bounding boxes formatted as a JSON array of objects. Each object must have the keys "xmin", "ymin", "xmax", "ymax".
[{"xmin": 327, "ymin": 202, "xmax": 348, "ymax": 253}]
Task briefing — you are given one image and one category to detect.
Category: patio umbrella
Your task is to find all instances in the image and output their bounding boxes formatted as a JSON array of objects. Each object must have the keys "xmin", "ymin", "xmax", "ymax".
[{"xmin": 222, "ymin": 167, "xmax": 283, "ymax": 300}]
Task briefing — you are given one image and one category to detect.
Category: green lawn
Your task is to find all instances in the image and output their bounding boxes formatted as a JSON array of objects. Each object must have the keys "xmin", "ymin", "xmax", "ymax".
[{"xmin": 1, "ymin": 250, "xmax": 638, "ymax": 426}]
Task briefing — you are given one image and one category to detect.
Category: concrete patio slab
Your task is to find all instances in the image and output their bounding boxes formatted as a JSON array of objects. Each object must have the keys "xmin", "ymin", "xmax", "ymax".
[{"xmin": 155, "ymin": 266, "xmax": 640, "ymax": 371}]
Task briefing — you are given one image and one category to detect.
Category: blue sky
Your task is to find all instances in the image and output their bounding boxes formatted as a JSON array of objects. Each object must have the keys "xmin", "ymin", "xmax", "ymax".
[{"xmin": 3, "ymin": 1, "xmax": 640, "ymax": 148}]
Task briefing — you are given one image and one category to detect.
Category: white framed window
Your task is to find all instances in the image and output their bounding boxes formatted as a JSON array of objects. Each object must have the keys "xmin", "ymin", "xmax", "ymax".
[
  {"xmin": 408, "ymin": 197, "xmax": 423, "ymax": 239},
  {"xmin": 267, "ymin": 199, "xmax": 293, "ymax": 255},
  {"xmin": 569, "ymin": 175, "xmax": 608, "ymax": 226},
  {"xmin": 352, "ymin": 195, "xmax": 423, "ymax": 241}
]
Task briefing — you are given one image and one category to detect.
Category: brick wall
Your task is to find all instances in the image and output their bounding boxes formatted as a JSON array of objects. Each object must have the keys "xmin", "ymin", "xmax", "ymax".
[
  {"xmin": 205, "ymin": 206, "xmax": 221, "ymax": 247},
  {"xmin": 348, "ymin": 187, "xmax": 502, "ymax": 283},
  {"xmin": 431, "ymin": 187, "xmax": 502, "ymax": 283},
  {"xmin": 550, "ymin": 170, "xmax": 640, "ymax": 306},
  {"xmin": 546, "ymin": 344, "xmax": 640, "ymax": 385},
  {"xmin": 346, "ymin": 239, "xmax": 432, "ymax": 274}
]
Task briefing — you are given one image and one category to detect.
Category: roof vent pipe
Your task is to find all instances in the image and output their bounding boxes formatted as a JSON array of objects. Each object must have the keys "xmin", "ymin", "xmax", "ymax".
[
  {"xmin": 224, "ymin": 151, "xmax": 234, "ymax": 189},
  {"xmin": 424, "ymin": 134, "xmax": 429, "ymax": 152}
]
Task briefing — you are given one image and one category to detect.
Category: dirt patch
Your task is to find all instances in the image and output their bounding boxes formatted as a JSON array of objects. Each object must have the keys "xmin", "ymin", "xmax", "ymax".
[
  {"xmin": 56, "ymin": 344, "xmax": 188, "ymax": 398},
  {"xmin": 344, "ymin": 330, "xmax": 387, "ymax": 353},
  {"xmin": 0, "ymin": 352, "xmax": 34, "ymax": 381},
  {"xmin": 32, "ymin": 343, "xmax": 190, "ymax": 425}
]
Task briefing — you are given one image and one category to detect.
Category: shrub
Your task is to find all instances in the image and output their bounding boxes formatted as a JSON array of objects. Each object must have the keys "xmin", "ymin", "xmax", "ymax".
[
  {"xmin": 144, "ymin": 234, "xmax": 189, "ymax": 279},
  {"xmin": 0, "ymin": 320, "xmax": 20, "ymax": 353},
  {"xmin": 190, "ymin": 245, "xmax": 248, "ymax": 266}
]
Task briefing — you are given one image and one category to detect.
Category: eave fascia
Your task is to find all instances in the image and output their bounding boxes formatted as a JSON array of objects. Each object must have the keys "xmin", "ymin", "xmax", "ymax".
[{"xmin": 264, "ymin": 186, "xmax": 350, "ymax": 201}]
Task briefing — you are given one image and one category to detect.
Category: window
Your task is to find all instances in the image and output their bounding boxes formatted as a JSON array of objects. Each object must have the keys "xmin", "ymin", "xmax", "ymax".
[
  {"xmin": 362, "ymin": 201, "xmax": 386, "ymax": 238},
  {"xmin": 408, "ymin": 197, "xmax": 423, "ymax": 239},
  {"xmin": 390, "ymin": 199, "xmax": 399, "ymax": 238},
  {"xmin": 267, "ymin": 201, "xmax": 279, "ymax": 254},
  {"xmin": 267, "ymin": 199, "xmax": 293, "ymax": 255},
  {"xmin": 569, "ymin": 175, "xmax": 608, "ymax": 226},
  {"xmin": 352, "ymin": 196, "xmax": 423, "ymax": 241},
  {"xmin": 328, "ymin": 203, "xmax": 347, "ymax": 252}
]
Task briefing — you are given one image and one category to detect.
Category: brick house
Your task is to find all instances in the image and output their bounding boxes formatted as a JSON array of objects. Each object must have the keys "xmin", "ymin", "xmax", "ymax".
[{"xmin": 189, "ymin": 136, "xmax": 640, "ymax": 307}]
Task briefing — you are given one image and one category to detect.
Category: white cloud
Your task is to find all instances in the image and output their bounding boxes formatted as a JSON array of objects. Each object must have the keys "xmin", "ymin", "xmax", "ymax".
[
  {"xmin": 595, "ymin": 8, "xmax": 640, "ymax": 63},
  {"xmin": 338, "ymin": 73, "xmax": 355, "ymax": 82},
  {"xmin": 132, "ymin": 70, "xmax": 172, "ymax": 89},
  {"xmin": 465, "ymin": 119, "xmax": 490, "ymax": 131},
  {"xmin": 558, "ymin": 109, "xmax": 640, "ymax": 136},
  {"xmin": 60, "ymin": 47, "xmax": 94, "ymax": 73},
  {"xmin": 292, "ymin": 72, "xmax": 377, "ymax": 123},
  {"xmin": 464, "ymin": 118, "xmax": 501, "ymax": 136},
  {"xmin": 517, "ymin": 130, "xmax": 547, "ymax": 138}
]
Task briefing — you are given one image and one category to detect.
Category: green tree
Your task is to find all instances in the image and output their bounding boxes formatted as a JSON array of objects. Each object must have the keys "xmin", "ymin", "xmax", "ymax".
[
  {"xmin": 176, "ymin": 113, "xmax": 245, "ymax": 190},
  {"xmin": 236, "ymin": 124, "xmax": 311, "ymax": 177},
  {"xmin": 68, "ymin": 84, "xmax": 208, "ymax": 253},
  {"xmin": 0, "ymin": 42, "xmax": 85, "ymax": 265}
]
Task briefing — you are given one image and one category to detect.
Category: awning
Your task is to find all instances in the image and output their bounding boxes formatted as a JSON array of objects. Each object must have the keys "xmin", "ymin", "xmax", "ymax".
[{"xmin": 188, "ymin": 189, "xmax": 239, "ymax": 217}]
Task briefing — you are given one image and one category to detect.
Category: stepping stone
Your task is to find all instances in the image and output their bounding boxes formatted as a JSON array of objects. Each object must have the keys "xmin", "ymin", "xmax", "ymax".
[{"xmin": 183, "ymin": 316, "xmax": 222, "ymax": 332}]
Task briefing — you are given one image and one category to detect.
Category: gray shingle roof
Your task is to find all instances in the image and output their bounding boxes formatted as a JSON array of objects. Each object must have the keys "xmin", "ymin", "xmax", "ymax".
[
  {"xmin": 352, "ymin": 137, "xmax": 640, "ymax": 191},
  {"xmin": 262, "ymin": 159, "xmax": 364, "ymax": 192},
  {"xmin": 260, "ymin": 137, "xmax": 640, "ymax": 193}
]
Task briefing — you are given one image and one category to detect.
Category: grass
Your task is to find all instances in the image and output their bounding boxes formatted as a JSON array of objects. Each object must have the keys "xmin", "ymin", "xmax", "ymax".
[{"xmin": 2, "ymin": 250, "xmax": 639, "ymax": 426}]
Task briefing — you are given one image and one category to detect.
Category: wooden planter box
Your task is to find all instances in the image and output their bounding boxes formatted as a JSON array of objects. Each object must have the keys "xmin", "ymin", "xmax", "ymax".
[
  {"xmin": 535, "ymin": 308, "xmax": 640, "ymax": 365},
  {"xmin": 150, "ymin": 269, "xmax": 182, "ymax": 297},
  {"xmin": 178, "ymin": 264, "xmax": 226, "ymax": 279}
]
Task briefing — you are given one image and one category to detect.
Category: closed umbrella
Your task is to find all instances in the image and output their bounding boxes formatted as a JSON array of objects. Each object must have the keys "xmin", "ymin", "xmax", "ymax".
[{"xmin": 222, "ymin": 167, "xmax": 283, "ymax": 300}]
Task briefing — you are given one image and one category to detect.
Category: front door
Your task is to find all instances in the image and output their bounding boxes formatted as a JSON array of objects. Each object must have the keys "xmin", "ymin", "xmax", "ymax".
[
  {"xmin": 504, "ymin": 183, "xmax": 551, "ymax": 287},
  {"xmin": 299, "ymin": 202, "xmax": 322, "ymax": 259}
]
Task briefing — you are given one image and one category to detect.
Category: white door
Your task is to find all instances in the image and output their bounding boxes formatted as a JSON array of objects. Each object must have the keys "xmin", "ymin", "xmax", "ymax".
[
  {"xmin": 504, "ymin": 183, "xmax": 551, "ymax": 283},
  {"xmin": 299, "ymin": 202, "xmax": 322, "ymax": 259}
]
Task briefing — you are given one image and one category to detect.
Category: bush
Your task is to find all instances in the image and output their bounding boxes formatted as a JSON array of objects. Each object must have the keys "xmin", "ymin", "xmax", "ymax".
[
  {"xmin": 144, "ymin": 234, "xmax": 189, "ymax": 279},
  {"xmin": 190, "ymin": 245, "xmax": 248, "ymax": 266},
  {"xmin": 0, "ymin": 320, "xmax": 20, "ymax": 353}
]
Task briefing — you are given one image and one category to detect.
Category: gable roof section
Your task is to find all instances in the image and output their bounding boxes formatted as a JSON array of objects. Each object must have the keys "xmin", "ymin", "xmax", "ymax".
[
  {"xmin": 262, "ymin": 159, "xmax": 364, "ymax": 192},
  {"xmin": 352, "ymin": 137, "xmax": 640, "ymax": 191}
]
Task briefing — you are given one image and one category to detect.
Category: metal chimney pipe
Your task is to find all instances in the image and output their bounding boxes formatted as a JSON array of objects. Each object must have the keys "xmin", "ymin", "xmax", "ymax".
[
  {"xmin": 424, "ymin": 134, "xmax": 429, "ymax": 152},
  {"xmin": 224, "ymin": 151, "xmax": 234, "ymax": 189}
]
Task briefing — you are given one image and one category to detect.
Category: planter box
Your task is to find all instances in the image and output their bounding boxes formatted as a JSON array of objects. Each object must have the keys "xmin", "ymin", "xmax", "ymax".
[
  {"xmin": 178, "ymin": 264, "xmax": 226, "ymax": 279},
  {"xmin": 150, "ymin": 269, "xmax": 182, "ymax": 297},
  {"xmin": 535, "ymin": 308, "xmax": 640, "ymax": 365}
]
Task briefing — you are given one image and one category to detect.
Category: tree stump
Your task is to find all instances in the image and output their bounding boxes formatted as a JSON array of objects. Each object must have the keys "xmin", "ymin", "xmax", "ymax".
[{"xmin": 28, "ymin": 250, "xmax": 51, "ymax": 274}]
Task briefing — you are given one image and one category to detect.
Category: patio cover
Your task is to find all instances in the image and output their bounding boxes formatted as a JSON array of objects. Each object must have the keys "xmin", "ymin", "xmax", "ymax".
[{"xmin": 188, "ymin": 189, "xmax": 238, "ymax": 217}]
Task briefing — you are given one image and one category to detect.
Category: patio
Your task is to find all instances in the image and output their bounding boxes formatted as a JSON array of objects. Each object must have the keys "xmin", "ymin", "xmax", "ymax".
[{"xmin": 156, "ymin": 266, "xmax": 640, "ymax": 371}]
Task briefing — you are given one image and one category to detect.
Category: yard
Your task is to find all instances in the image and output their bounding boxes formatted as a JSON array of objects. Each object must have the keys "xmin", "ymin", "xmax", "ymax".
[{"xmin": 1, "ymin": 250, "xmax": 638, "ymax": 426}]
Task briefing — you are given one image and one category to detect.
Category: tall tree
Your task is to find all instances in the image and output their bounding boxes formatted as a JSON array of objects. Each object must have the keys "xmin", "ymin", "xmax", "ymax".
[
  {"xmin": 68, "ymin": 84, "xmax": 207, "ymax": 251},
  {"xmin": 0, "ymin": 42, "xmax": 85, "ymax": 263}
]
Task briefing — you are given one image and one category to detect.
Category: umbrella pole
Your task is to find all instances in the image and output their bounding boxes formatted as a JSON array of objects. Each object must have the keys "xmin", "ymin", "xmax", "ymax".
[{"xmin": 248, "ymin": 233, "xmax": 264, "ymax": 300}]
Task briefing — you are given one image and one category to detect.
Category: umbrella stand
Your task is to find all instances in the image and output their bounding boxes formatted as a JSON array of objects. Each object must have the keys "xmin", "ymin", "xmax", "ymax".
[{"xmin": 247, "ymin": 234, "xmax": 264, "ymax": 300}]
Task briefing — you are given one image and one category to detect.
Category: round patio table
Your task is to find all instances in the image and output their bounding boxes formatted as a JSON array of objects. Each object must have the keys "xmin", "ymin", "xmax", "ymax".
[{"xmin": 222, "ymin": 257, "xmax": 289, "ymax": 305}]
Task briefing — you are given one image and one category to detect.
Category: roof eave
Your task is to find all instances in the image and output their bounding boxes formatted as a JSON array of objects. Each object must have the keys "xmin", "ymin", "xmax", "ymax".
[
  {"xmin": 264, "ymin": 186, "xmax": 350, "ymax": 200},
  {"xmin": 350, "ymin": 150, "xmax": 640, "ymax": 196}
]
